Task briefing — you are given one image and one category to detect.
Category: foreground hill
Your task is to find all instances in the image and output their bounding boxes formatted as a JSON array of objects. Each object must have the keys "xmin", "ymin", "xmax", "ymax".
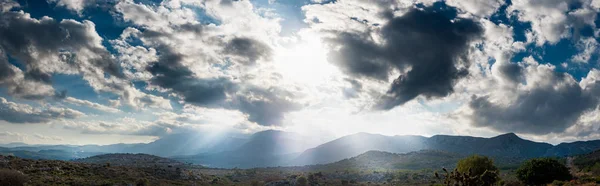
[
  {"xmin": 0, "ymin": 155, "xmax": 222, "ymax": 185},
  {"xmin": 73, "ymin": 153, "xmax": 185, "ymax": 167}
]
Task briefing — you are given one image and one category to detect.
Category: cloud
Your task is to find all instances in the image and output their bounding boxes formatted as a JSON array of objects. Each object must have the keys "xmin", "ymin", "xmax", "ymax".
[
  {"xmin": 33, "ymin": 133, "xmax": 63, "ymax": 141},
  {"xmin": 0, "ymin": 3, "xmax": 171, "ymax": 110},
  {"xmin": 224, "ymin": 37, "xmax": 273, "ymax": 65},
  {"xmin": 446, "ymin": 0, "xmax": 504, "ymax": 17},
  {"xmin": 64, "ymin": 97, "xmax": 121, "ymax": 113},
  {"xmin": 61, "ymin": 117, "xmax": 178, "ymax": 136},
  {"xmin": 0, "ymin": 97, "xmax": 85, "ymax": 124},
  {"xmin": 309, "ymin": 2, "xmax": 483, "ymax": 110},
  {"xmin": 459, "ymin": 58, "xmax": 600, "ymax": 135},
  {"xmin": 47, "ymin": 0, "xmax": 99, "ymax": 14},
  {"xmin": 0, "ymin": 131, "xmax": 28, "ymax": 142},
  {"xmin": 109, "ymin": 1, "xmax": 301, "ymax": 126},
  {"xmin": 508, "ymin": 0, "xmax": 599, "ymax": 45}
]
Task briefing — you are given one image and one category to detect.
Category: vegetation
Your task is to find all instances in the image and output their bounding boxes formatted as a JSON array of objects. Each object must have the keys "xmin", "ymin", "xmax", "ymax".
[
  {"xmin": 516, "ymin": 158, "xmax": 571, "ymax": 185},
  {"xmin": 0, "ymin": 169, "xmax": 28, "ymax": 186}
]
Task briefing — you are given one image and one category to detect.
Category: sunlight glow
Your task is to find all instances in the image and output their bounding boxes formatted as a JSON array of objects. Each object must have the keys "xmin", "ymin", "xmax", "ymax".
[{"xmin": 273, "ymin": 31, "xmax": 341, "ymax": 85}]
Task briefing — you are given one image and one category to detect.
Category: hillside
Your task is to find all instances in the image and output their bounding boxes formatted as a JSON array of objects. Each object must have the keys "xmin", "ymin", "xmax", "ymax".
[
  {"xmin": 73, "ymin": 153, "xmax": 185, "ymax": 168},
  {"xmin": 312, "ymin": 150, "xmax": 463, "ymax": 171},
  {"xmin": 0, "ymin": 155, "xmax": 224, "ymax": 185}
]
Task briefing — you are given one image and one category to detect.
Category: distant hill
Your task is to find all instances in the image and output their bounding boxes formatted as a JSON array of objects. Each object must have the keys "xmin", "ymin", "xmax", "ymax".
[
  {"xmin": 293, "ymin": 132, "xmax": 600, "ymax": 166},
  {"xmin": 311, "ymin": 150, "xmax": 463, "ymax": 171},
  {"xmin": 0, "ymin": 148, "xmax": 103, "ymax": 160},
  {"xmin": 73, "ymin": 153, "xmax": 184, "ymax": 167}
]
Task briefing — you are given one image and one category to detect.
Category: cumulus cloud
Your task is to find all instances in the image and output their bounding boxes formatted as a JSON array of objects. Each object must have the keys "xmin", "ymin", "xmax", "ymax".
[
  {"xmin": 0, "ymin": 97, "xmax": 84, "ymax": 124},
  {"xmin": 508, "ymin": 0, "xmax": 599, "ymax": 45},
  {"xmin": 459, "ymin": 58, "xmax": 600, "ymax": 135},
  {"xmin": 109, "ymin": 0, "xmax": 301, "ymax": 126},
  {"xmin": 307, "ymin": 1, "xmax": 483, "ymax": 110},
  {"xmin": 0, "ymin": 3, "xmax": 170, "ymax": 110}
]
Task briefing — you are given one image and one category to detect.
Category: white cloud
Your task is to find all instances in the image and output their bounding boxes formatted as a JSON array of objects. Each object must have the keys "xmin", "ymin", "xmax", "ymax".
[
  {"xmin": 64, "ymin": 97, "xmax": 121, "ymax": 113},
  {"xmin": 0, "ymin": 97, "xmax": 85, "ymax": 124}
]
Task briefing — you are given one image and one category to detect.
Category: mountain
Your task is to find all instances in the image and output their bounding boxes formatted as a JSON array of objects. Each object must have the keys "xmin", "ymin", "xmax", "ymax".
[
  {"xmin": 293, "ymin": 133, "xmax": 427, "ymax": 165},
  {"xmin": 293, "ymin": 132, "xmax": 600, "ymax": 166},
  {"xmin": 0, "ymin": 142, "xmax": 29, "ymax": 148},
  {"xmin": 546, "ymin": 140, "xmax": 600, "ymax": 157},
  {"xmin": 3, "ymin": 131, "xmax": 600, "ymax": 169}
]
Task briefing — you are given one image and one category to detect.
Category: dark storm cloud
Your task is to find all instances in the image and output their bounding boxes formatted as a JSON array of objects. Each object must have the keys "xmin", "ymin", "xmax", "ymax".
[
  {"xmin": 496, "ymin": 62, "xmax": 523, "ymax": 83},
  {"xmin": 466, "ymin": 68, "xmax": 600, "ymax": 135},
  {"xmin": 224, "ymin": 37, "xmax": 272, "ymax": 65},
  {"xmin": 235, "ymin": 87, "xmax": 302, "ymax": 126},
  {"xmin": 326, "ymin": 3, "xmax": 483, "ymax": 109},
  {"xmin": 146, "ymin": 46, "xmax": 235, "ymax": 107}
]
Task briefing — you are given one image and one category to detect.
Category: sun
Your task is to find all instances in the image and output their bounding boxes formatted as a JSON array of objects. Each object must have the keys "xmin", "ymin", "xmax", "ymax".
[{"xmin": 272, "ymin": 30, "xmax": 341, "ymax": 86}]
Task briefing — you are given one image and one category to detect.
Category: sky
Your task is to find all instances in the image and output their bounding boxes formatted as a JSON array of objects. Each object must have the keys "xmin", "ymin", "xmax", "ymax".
[{"xmin": 0, "ymin": 0, "xmax": 599, "ymax": 145}]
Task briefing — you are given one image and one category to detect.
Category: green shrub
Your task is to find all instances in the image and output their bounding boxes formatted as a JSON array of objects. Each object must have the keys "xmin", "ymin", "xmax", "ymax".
[
  {"xmin": 0, "ymin": 169, "xmax": 28, "ymax": 186},
  {"xmin": 516, "ymin": 158, "xmax": 571, "ymax": 186}
]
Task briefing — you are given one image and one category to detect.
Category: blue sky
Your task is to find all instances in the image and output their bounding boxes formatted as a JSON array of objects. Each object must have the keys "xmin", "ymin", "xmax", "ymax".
[{"xmin": 0, "ymin": 0, "xmax": 599, "ymax": 145}]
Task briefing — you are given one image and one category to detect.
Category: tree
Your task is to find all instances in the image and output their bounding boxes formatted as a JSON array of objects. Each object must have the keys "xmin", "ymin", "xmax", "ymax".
[
  {"xmin": 456, "ymin": 155, "xmax": 499, "ymax": 176},
  {"xmin": 516, "ymin": 158, "xmax": 572, "ymax": 185},
  {"xmin": 436, "ymin": 155, "xmax": 499, "ymax": 186}
]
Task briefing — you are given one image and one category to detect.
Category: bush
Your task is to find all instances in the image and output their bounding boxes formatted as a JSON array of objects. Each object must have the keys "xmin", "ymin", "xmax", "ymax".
[
  {"xmin": 296, "ymin": 176, "xmax": 307, "ymax": 186},
  {"xmin": 0, "ymin": 169, "xmax": 28, "ymax": 186},
  {"xmin": 590, "ymin": 162, "xmax": 600, "ymax": 176},
  {"xmin": 135, "ymin": 178, "xmax": 150, "ymax": 186},
  {"xmin": 516, "ymin": 158, "xmax": 571, "ymax": 185}
]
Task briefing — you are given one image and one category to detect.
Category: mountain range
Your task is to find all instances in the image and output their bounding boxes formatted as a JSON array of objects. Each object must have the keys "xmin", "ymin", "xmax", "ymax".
[{"xmin": 2, "ymin": 130, "xmax": 600, "ymax": 168}]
